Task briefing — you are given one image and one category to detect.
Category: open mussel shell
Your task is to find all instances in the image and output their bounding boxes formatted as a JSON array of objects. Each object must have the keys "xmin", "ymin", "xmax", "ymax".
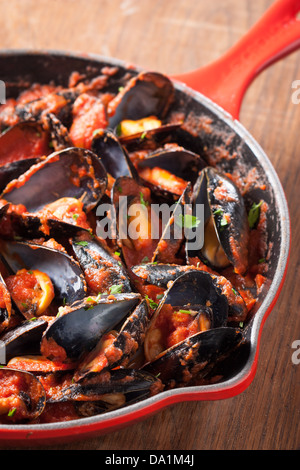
[
  {"xmin": 0, "ymin": 316, "xmax": 51, "ymax": 361},
  {"xmin": 0, "ymin": 157, "xmax": 42, "ymax": 193},
  {"xmin": 0, "ymin": 367, "xmax": 46, "ymax": 422},
  {"xmin": 151, "ymin": 183, "xmax": 193, "ymax": 264},
  {"xmin": 49, "ymin": 369, "xmax": 162, "ymax": 411},
  {"xmin": 70, "ymin": 231, "xmax": 132, "ymax": 295},
  {"xmin": 45, "ymin": 112, "xmax": 72, "ymax": 151},
  {"xmin": 0, "ymin": 147, "xmax": 108, "ymax": 213},
  {"xmin": 137, "ymin": 146, "xmax": 206, "ymax": 200},
  {"xmin": 143, "ymin": 270, "xmax": 229, "ymax": 365},
  {"xmin": 0, "ymin": 121, "xmax": 50, "ymax": 166},
  {"xmin": 40, "ymin": 293, "xmax": 142, "ymax": 362},
  {"xmin": 156, "ymin": 270, "xmax": 229, "ymax": 327},
  {"xmin": 75, "ymin": 298, "xmax": 149, "ymax": 380},
  {"xmin": 118, "ymin": 122, "xmax": 182, "ymax": 148},
  {"xmin": 0, "ymin": 272, "xmax": 12, "ymax": 332},
  {"xmin": 111, "ymin": 175, "xmax": 160, "ymax": 267},
  {"xmin": 188, "ymin": 167, "xmax": 250, "ymax": 274},
  {"xmin": 0, "ymin": 240, "xmax": 87, "ymax": 307},
  {"xmin": 143, "ymin": 327, "xmax": 244, "ymax": 389},
  {"xmin": 131, "ymin": 263, "xmax": 248, "ymax": 322},
  {"xmin": 108, "ymin": 71, "xmax": 175, "ymax": 129},
  {"xmin": 91, "ymin": 129, "xmax": 138, "ymax": 179}
]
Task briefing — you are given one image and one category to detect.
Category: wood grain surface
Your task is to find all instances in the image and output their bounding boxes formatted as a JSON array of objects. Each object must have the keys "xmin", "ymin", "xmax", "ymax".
[{"xmin": 0, "ymin": 0, "xmax": 299, "ymax": 451}]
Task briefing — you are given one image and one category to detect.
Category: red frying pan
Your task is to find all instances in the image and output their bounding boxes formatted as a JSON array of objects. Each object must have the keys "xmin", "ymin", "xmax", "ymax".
[{"xmin": 0, "ymin": 0, "xmax": 297, "ymax": 446}]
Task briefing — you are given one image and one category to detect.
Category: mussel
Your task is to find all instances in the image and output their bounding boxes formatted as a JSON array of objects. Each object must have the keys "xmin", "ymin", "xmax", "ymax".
[
  {"xmin": 0, "ymin": 239, "xmax": 87, "ymax": 314},
  {"xmin": 137, "ymin": 145, "xmax": 206, "ymax": 201},
  {"xmin": 0, "ymin": 367, "xmax": 46, "ymax": 423},
  {"xmin": 74, "ymin": 298, "xmax": 149, "ymax": 380},
  {"xmin": 47, "ymin": 368, "xmax": 163, "ymax": 416},
  {"xmin": 188, "ymin": 167, "xmax": 250, "ymax": 275},
  {"xmin": 111, "ymin": 175, "xmax": 160, "ymax": 268},
  {"xmin": 131, "ymin": 263, "xmax": 248, "ymax": 322},
  {"xmin": 143, "ymin": 327, "xmax": 244, "ymax": 389},
  {"xmin": 91, "ymin": 129, "xmax": 138, "ymax": 180},
  {"xmin": 0, "ymin": 316, "xmax": 51, "ymax": 361},
  {"xmin": 144, "ymin": 270, "xmax": 229, "ymax": 364},
  {"xmin": 1, "ymin": 147, "xmax": 108, "ymax": 213},
  {"xmin": 0, "ymin": 272, "xmax": 12, "ymax": 333},
  {"xmin": 70, "ymin": 231, "xmax": 132, "ymax": 295},
  {"xmin": 107, "ymin": 71, "xmax": 175, "ymax": 129},
  {"xmin": 0, "ymin": 121, "xmax": 50, "ymax": 166},
  {"xmin": 40, "ymin": 293, "xmax": 142, "ymax": 362}
]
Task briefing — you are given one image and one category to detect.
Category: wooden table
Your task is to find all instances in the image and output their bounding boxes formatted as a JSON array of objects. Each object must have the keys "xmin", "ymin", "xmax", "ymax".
[{"xmin": 0, "ymin": 0, "xmax": 299, "ymax": 451}]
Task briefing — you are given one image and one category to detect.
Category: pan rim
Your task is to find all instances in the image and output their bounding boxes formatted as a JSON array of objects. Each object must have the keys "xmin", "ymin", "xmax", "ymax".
[{"xmin": 0, "ymin": 48, "xmax": 290, "ymax": 436}]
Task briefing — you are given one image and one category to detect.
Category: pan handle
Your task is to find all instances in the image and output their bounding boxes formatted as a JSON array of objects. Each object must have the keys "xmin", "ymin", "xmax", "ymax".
[{"xmin": 172, "ymin": 0, "xmax": 300, "ymax": 119}]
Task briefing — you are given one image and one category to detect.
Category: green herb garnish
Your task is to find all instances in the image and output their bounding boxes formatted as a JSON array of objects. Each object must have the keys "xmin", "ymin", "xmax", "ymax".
[
  {"xmin": 248, "ymin": 200, "xmax": 263, "ymax": 229},
  {"xmin": 75, "ymin": 241, "xmax": 89, "ymax": 247},
  {"xmin": 145, "ymin": 295, "xmax": 158, "ymax": 310},
  {"xmin": 8, "ymin": 408, "xmax": 16, "ymax": 417},
  {"xmin": 109, "ymin": 284, "xmax": 123, "ymax": 294},
  {"xmin": 140, "ymin": 192, "xmax": 148, "ymax": 207},
  {"xmin": 175, "ymin": 214, "xmax": 200, "ymax": 229}
]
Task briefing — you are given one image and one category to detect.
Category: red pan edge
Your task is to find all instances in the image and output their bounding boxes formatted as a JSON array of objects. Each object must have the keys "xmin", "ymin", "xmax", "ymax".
[{"xmin": 0, "ymin": 0, "xmax": 296, "ymax": 445}]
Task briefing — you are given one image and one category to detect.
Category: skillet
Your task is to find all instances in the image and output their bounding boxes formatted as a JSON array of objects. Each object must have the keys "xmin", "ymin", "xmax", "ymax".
[{"xmin": 0, "ymin": 0, "xmax": 297, "ymax": 445}]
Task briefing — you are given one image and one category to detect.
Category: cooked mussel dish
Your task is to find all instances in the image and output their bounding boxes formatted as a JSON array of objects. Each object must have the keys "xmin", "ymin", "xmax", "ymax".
[{"xmin": 0, "ymin": 67, "xmax": 270, "ymax": 424}]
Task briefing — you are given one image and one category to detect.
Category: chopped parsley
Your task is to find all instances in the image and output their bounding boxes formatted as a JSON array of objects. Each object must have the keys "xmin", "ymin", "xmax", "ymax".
[
  {"xmin": 109, "ymin": 284, "xmax": 123, "ymax": 294},
  {"xmin": 145, "ymin": 295, "xmax": 158, "ymax": 310},
  {"xmin": 176, "ymin": 214, "xmax": 200, "ymax": 229},
  {"xmin": 179, "ymin": 309, "xmax": 193, "ymax": 314},
  {"xmin": 8, "ymin": 408, "xmax": 16, "ymax": 417},
  {"xmin": 140, "ymin": 192, "xmax": 148, "ymax": 207},
  {"xmin": 75, "ymin": 240, "xmax": 89, "ymax": 247},
  {"xmin": 248, "ymin": 200, "xmax": 263, "ymax": 229}
]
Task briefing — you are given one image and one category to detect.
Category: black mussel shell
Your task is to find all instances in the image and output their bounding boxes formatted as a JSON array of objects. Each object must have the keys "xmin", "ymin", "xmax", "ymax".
[
  {"xmin": 108, "ymin": 71, "xmax": 175, "ymax": 128},
  {"xmin": 75, "ymin": 299, "xmax": 149, "ymax": 380},
  {"xmin": 0, "ymin": 240, "xmax": 87, "ymax": 307},
  {"xmin": 0, "ymin": 272, "xmax": 12, "ymax": 332},
  {"xmin": 189, "ymin": 167, "xmax": 250, "ymax": 274},
  {"xmin": 0, "ymin": 121, "xmax": 50, "ymax": 167},
  {"xmin": 91, "ymin": 129, "xmax": 138, "ymax": 179},
  {"xmin": 157, "ymin": 270, "xmax": 228, "ymax": 328},
  {"xmin": 45, "ymin": 113, "xmax": 72, "ymax": 151},
  {"xmin": 0, "ymin": 316, "xmax": 51, "ymax": 361},
  {"xmin": 40, "ymin": 293, "xmax": 141, "ymax": 362},
  {"xmin": 50, "ymin": 368, "xmax": 162, "ymax": 406},
  {"xmin": 70, "ymin": 231, "xmax": 132, "ymax": 294},
  {"xmin": 143, "ymin": 327, "xmax": 244, "ymax": 389},
  {"xmin": 131, "ymin": 263, "xmax": 247, "ymax": 322},
  {"xmin": 0, "ymin": 157, "xmax": 42, "ymax": 193},
  {"xmin": 137, "ymin": 146, "xmax": 206, "ymax": 187},
  {"xmin": 111, "ymin": 175, "xmax": 160, "ymax": 267},
  {"xmin": 1, "ymin": 147, "xmax": 108, "ymax": 213},
  {"xmin": 151, "ymin": 183, "xmax": 193, "ymax": 264}
]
